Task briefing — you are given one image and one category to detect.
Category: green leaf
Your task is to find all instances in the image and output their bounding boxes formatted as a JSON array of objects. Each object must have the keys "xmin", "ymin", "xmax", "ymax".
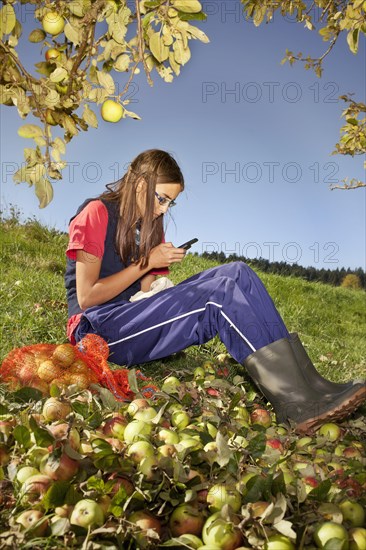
[
  {"xmin": 346, "ymin": 117, "xmax": 359, "ymax": 125},
  {"xmin": 0, "ymin": 5, "xmax": 16, "ymax": 36},
  {"xmin": 13, "ymin": 425, "xmax": 31, "ymax": 448},
  {"xmin": 43, "ymin": 480, "xmax": 71, "ymax": 510},
  {"xmin": 347, "ymin": 28, "xmax": 359, "ymax": 54},
  {"xmin": 242, "ymin": 475, "xmax": 265, "ymax": 503},
  {"xmin": 247, "ymin": 432, "xmax": 266, "ymax": 458},
  {"xmin": 177, "ymin": 11, "xmax": 207, "ymax": 21},
  {"xmin": 13, "ymin": 387, "xmax": 43, "ymax": 403},
  {"xmin": 30, "ymin": 417, "xmax": 55, "ymax": 447},
  {"xmin": 18, "ymin": 124, "xmax": 44, "ymax": 139},
  {"xmin": 149, "ymin": 32, "xmax": 169, "ymax": 62},
  {"xmin": 307, "ymin": 479, "xmax": 332, "ymax": 501}
]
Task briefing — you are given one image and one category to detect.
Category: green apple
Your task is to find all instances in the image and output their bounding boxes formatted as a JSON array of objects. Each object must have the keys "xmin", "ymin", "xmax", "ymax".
[
  {"xmin": 161, "ymin": 376, "xmax": 181, "ymax": 393},
  {"xmin": 171, "ymin": 410, "xmax": 191, "ymax": 430},
  {"xmin": 126, "ymin": 398, "xmax": 150, "ymax": 417},
  {"xmin": 101, "ymin": 99, "xmax": 124, "ymax": 123},
  {"xmin": 42, "ymin": 398, "xmax": 71, "ymax": 422},
  {"xmin": 157, "ymin": 428, "xmax": 179, "ymax": 445},
  {"xmin": 42, "ymin": 12, "xmax": 65, "ymax": 35},
  {"xmin": 313, "ymin": 521, "xmax": 349, "ymax": 549},
  {"xmin": 134, "ymin": 407, "xmax": 157, "ymax": 421},
  {"xmin": 349, "ymin": 527, "xmax": 366, "ymax": 550},
  {"xmin": 317, "ymin": 422, "xmax": 341, "ymax": 441},
  {"xmin": 202, "ymin": 512, "xmax": 243, "ymax": 549},
  {"xmin": 16, "ymin": 466, "xmax": 40, "ymax": 484},
  {"xmin": 123, "ymin": 419, "xmax": 152, "ymax": 443},
  {"xmin": 207, "ymin": 484, "xmax": 242, "ymax": 513},
  {"xmin": 126, "ymin": 440, "xmax": 154, "ymax": 463},
  {"xmin": 264, "ymin": 534, "xmax": 295, "ymax": 549},
  {"xmin": 339, "ymin": 500, "xmax": 365, "ymax": 527},
  {"xmin": 176, "ymin": 534, "xmax": 203, "ymax": 549},
  {"xmin": 70, "ymin": 499, "xmax": 105, "ymax": 529}
]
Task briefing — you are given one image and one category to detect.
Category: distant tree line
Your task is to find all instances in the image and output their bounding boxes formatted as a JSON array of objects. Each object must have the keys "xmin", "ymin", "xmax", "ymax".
[{"xmin": 199, "ymin": 251, "xmax": 365, "ymax": 290}]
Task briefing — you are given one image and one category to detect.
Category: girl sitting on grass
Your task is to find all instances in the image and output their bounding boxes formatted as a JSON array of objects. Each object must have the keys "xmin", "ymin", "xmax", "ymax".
[{"xmin": 65, "ymin": 149, "xmax": 365, "ymax": 433}]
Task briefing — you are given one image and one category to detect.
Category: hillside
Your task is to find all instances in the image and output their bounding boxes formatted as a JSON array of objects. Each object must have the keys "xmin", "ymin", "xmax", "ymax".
[{"xmin": 1, "ymin": 214, "xmax": 365, "ymax": 382}]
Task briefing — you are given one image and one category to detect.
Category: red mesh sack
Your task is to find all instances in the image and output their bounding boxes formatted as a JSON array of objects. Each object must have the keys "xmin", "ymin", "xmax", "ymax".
[{"xmin": 0, "ymin": 334, "xmax": 158, "ymax": 401}]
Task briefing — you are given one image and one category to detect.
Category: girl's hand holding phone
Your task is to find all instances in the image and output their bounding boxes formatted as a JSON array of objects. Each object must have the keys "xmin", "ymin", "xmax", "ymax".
[{"xmin": 149, "ymin": 242, "xmax": 186, "ymax": 269}]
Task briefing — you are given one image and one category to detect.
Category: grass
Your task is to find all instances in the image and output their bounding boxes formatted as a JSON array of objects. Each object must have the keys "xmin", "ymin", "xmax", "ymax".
[{"xmin": 1, "ymin": 214, "xmax": 365, "ymax": 384}]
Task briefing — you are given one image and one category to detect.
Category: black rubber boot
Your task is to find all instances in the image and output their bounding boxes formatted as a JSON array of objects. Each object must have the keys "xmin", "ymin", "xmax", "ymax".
[
  {"xmin": 243, "ymin": 337, "xmax": 366, "ymax": 434},
  {"xmin": 289, "ymin": 332, "xmax": 355, "ymax": 394}
]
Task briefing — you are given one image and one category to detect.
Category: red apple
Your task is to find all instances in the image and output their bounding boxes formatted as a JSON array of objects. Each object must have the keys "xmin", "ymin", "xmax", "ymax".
[
  {"xmin": 169, "ymin": 503, "xmax": 205, "ymax": 537},
  {"xmin": 40, "ymin": 452, "xmax": 79, "ymax": 481},
  {"xmin": 102, "ymin": 415, "xmax": 127, "ymax": 441},
  {"xmin": 128, "ymin": 510, "xmax": 162, "ymax": 545},
  {"xmin": 45, "ymin": 48, "xmax": 61, "ymax": 62},
  {"xmin": 16, "ymin": 510, "xmax": 48, "ymax": 536},
  {"xmin": 47, "ymin": 423, "xmax": 80, "ymax": 451},
  {"xmin": 250, "ymin": 407, "xmax": 272, "ymax": 428},
  {"xmin": 20, "ymin": 474, "xmax": 53, "ymax": 504}
]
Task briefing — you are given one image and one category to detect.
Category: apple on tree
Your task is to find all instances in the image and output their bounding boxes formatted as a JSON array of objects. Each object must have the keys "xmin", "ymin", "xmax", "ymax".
[
  {"xmin": 101, "ymin": 100, "xmax": 124, "ymax": 123},
  {"xmin": 42, "ymin": 12, "xmax": 65, "ymax": 36}
]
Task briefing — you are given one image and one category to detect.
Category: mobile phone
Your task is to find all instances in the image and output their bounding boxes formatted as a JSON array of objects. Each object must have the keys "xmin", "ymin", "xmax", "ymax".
[{"xmin": 178, "ymin": 238, "xmax": 198, "ymax": 250}]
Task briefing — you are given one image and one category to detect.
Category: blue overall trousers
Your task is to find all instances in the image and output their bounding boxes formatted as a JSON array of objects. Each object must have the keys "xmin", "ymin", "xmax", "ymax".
[{"xmin": 74, "ymin": 262, "xmax": 289, "ymax": 367}]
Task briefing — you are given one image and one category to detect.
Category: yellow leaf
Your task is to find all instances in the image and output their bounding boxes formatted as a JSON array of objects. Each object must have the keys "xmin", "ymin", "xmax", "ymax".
[
  {"xmin": 18, "ymin": 125, "xmax": 44, "ymax": 139},
  {"xmin": 171, "ymin": 0, "xmax": 202, "ymax": 14},
  {"xmin": 149, "ymin": 31, "xmax": 169, "ymax": 62},
  {"xmin": 0, "ymin": 5, "xmax": 16, "ymax": 36},
  {"xmin": 35, "ymin": 178, "xmax": 54, "ymax": 209}
]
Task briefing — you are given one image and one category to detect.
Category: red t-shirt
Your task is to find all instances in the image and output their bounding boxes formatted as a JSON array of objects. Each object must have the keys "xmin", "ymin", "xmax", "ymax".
[{"xmin": 66, "ymin": 200, "xmax": 169, "ymax": 342}]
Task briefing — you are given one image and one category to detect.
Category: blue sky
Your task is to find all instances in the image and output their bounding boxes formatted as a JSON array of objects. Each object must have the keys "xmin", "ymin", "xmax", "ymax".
[{"xmin": 1, "ymin": 1, "xmax": 365, "ymax": 270}]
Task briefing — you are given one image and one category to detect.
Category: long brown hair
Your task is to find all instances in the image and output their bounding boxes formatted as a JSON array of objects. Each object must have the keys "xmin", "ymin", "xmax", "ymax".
[{"xmin": 99, "ymin": 149, "xmax": 184, "ymax": 268}]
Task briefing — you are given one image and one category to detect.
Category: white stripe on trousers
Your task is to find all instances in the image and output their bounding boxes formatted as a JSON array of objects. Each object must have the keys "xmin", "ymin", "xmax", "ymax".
[{"xmin": 108, "ymin": 300, "xmax": 257, "ymax": 353}]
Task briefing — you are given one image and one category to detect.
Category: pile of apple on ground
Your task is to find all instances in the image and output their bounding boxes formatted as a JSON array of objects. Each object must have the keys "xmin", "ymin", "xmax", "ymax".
[{"xmin": 0, "ymin": 360, "xmax": 365, "ymax": 550}]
